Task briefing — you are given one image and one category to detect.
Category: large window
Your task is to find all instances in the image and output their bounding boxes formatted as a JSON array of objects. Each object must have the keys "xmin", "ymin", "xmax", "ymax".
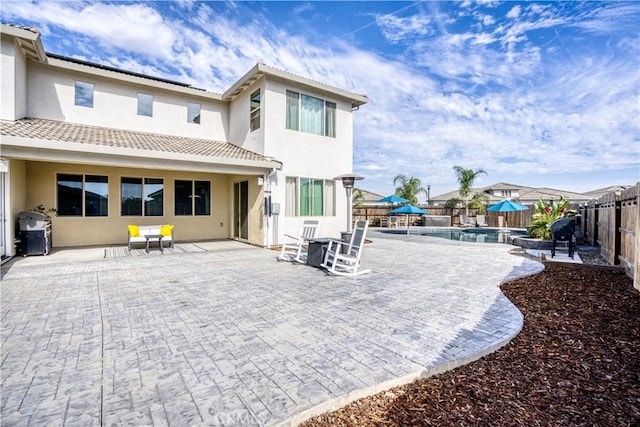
[
  {"xmin": 187, "ymin": 102, "xmax": 201, "ymax": 124},
  {"xmin": 250, "ymin": 90, "xmax": 260, "ymax": 131},
  {"xmin": 74, "ymin": 81, "xmax": 94, "ymax": 108},
  {"xmin": 175, "ymin": 180, "xmax": 211, "ymax": 216},
  {"xmin": 137, "ymin": 93, "xmax": 153, "ymax": 117},
  {"xmin": 57, "ymin": 174, "xmax": 108, "ymax": 216},
  {"xmin": 121, "ymin": 177, "xmax": 164, "ymax": 216},
  {"xmin": 286, "ymin": 90, "xmax": 336, "ymax": 137},
  {"xmin": 285, "ymin": 177, "xmax": 335, "ymax": 217}
]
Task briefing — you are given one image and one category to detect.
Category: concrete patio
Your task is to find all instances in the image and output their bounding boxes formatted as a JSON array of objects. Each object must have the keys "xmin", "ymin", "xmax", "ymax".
[{"xmin": 1, "ymin": 232, "xmax": 543, "ymax": 426}]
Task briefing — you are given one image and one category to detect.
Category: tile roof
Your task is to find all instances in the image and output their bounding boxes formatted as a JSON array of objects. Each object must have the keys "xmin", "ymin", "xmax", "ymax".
[{"xmin": 1, "ymin": 117, "xmax": 277, "ymax": 164}]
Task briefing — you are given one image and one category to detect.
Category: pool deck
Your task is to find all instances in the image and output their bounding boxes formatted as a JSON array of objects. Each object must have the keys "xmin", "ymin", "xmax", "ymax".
[{"xmin": 1, "ymin": 232, "xmax": 544, "ymax": 426}]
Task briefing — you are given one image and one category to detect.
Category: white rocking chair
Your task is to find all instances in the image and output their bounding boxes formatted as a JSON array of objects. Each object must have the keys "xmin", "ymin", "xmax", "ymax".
[
  {"xmin": 278, "ymin": 220, "xmax": 319, "ymax": 263},
  {"xmin": 321, "ymin": 220, "xmax": 370, "ymax": 276}
]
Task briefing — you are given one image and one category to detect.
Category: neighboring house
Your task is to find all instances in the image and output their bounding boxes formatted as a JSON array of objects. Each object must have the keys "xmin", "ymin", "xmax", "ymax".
[
  {"xmin": 0, "ymin": 24, "xmax": 367, "ymax": 257},
  {"xmin": 430, "ymin": 182, "xmax": 595, "ymax": 207},
  {"xmin": 355, "ymin": 189, "xmax": 384, "ymax": 207},
  {"xmin": 583, "ymin": 185, "xmax": 632, "ymax": 200}
]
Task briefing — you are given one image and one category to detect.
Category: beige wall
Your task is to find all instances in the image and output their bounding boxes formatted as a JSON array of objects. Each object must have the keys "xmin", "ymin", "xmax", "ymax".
[{"xmin": 23, "ymin": 161, "xmax": 264, "ymax": 247}]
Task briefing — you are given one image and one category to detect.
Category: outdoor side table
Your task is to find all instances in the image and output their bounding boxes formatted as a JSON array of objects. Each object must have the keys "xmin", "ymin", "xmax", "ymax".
[
  {"xmin": 144, "ymin": 234, "xmax": 163, "ymax": 253},
  {"xmin": 306, "ymin": 238, "xmax": 331, "ymax": 268}
]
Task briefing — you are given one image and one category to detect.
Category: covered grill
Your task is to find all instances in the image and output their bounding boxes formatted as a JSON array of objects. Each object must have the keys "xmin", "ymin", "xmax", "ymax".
[
  {"xmin": 17, "ymin": 211, "xmax": 52, "ymax": 256},
  {"xmin": 550, "ymin": 218, "xmax": 575, "ymax": 259}
]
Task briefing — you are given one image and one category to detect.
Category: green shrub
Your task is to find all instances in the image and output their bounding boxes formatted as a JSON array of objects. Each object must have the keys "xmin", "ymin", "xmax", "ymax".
[{"xmin": 527, "ymin": 196, "xmax": 575, "ymax": 239}]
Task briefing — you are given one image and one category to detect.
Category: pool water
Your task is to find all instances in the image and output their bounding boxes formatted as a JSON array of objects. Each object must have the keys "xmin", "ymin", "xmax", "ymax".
[{"xmin": 417, "ymin": 228, "xmax": 528, "ymax": 244}]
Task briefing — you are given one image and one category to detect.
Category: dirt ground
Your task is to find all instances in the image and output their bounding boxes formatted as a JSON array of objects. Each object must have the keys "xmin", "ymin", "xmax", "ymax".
[{"xmin": 302, "ymin": 257, "xmax": 640, "ymax": 426}]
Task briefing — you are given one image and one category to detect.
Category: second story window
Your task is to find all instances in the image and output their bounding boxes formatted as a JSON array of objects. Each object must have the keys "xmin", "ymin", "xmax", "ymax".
[
  {"xmin": 74, "ymin": 81, "xmax": 94, "ymax": 108},
  {"xmin": 187, "ymin": 102, "xmax": 201, "ymax": 124},
  {"xmin": 286, "ymin": 90, "xmax": 336, "ymax": 137},
  {"xmin": 250, "ymin": 90, "xmax": 261, "ymax": 131},
  {"xmin": 137, "ymin": 93, "xmax": 153, "ymax": 117}
]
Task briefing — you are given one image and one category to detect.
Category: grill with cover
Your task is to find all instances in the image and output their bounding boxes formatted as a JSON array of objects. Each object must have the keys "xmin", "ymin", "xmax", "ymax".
[
  {"xmin": 550, "ymin": 218, "xmax": 575, "ymax": 259},
  {"xmin": 17, "ymin": 211, "xmax": 52, "ymax": 256}
]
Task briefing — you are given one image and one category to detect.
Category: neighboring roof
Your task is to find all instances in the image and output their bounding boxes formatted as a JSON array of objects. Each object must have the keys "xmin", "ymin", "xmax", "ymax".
[
  {"xmin": 1, "ymin": 118, "xmax": 281, "ymax": 173},
  {"xmin": 519, "ymin": 187, "xmax": 591, "ymax": 201},
  {"xmin": 430, "ymin": 182, "xmax": 594, "ymax": 204},
  {"xmin": 483, "ymin": 182, "xmax": 532, "ymax": 191},
  {"xmin": 358, "ymin": 189, "xmax": 384, "ymax": 200},
  {"xmin": 223, "ymin": 62, "xmax": 369, "ymax": 108},
  {"xmin": 584, "ymin": 185, "xmax": 631, "ymax": 199}
]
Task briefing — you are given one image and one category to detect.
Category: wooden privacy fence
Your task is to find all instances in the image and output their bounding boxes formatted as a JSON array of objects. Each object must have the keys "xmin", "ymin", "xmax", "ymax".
[
  {"xmin": 578, "ymin": 183, "xmax": 639, "ymax": 290},
  {"xmin": 353, "ymin": 205, "xmax": 536, "ymax": 228}
]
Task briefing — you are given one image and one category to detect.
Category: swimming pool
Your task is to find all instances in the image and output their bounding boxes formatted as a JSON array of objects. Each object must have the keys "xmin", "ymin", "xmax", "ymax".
[{"xmin": 384, "ymin": 228, "xmax": 528, "ymax": 244}]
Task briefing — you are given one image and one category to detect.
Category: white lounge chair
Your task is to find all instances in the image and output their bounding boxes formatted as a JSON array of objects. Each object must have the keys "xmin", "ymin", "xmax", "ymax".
[
  {"xmin": 459, "ymin": 214, "xmax": 474, "ymax": 227},
  {"xmin": 476, "ymin": 214, "xmax": 488, "ymax": 227},
  {"xmin": 321, "ymin": 220, "xmax": 370, "ymax": 276},
  {"xmin": 278, "ymin": 220, "xmax": 319, "ymax": 263}
]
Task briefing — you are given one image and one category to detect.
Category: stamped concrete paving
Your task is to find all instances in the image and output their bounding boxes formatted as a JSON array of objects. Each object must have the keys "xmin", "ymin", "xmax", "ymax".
[{"xmin": 1, "ymin": 232, "xmax": 543, "ymax": 426}]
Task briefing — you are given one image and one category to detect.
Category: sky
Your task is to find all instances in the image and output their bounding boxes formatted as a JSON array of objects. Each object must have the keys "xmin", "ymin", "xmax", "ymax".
[{"xmin": 2, "ymin": 1, "xmax": 639, "ymax": 199}]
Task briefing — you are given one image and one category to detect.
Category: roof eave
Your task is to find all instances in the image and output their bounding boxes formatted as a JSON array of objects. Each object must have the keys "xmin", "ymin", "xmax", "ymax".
[
  {"xmin": 1, "ymin": 23, "xmax": 47, "ymax": 63},
  {"xmin": 223, "ymin": 62, "xmax": 369, "ymax": 108},
  {"xmin": 1, "ymin": 135, "xmax": 282, "ymax": 174}
]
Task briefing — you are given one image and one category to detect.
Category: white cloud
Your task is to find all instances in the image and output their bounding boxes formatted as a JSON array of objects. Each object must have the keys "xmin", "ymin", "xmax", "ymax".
[
  {"xmin": 1, "ymin": 1, "xmax": 637, "ymax": 197},
  {"xmin": 375, "ymin": 13, "xmax": 434, "ymax": 43}
]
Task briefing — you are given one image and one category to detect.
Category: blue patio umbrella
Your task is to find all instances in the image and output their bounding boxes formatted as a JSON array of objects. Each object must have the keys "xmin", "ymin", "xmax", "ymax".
[
  {"xmin": 487, "ymin": 199, "xmax": 528, "ymax": 212},
  {"xmin": 378, "ymin": 194, "xmax": 409, "ymax": 204},
  {"xmin": 487, "ymin": 199, "xmax": 528, "ymax": 228},
  {"xmin": 389, "ymin": 205, "xmax": 430, "ymax": 232}
]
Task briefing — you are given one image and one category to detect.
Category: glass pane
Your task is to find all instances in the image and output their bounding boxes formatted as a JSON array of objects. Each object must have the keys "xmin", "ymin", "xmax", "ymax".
[
  {"xmin": 325, "ymin": 101, "xmax": 336, "ymax": 137},
  {"xmin": 137, "ymin": 93, "xmax": 153, "ymax": 117},
  {"xmin": 194, "ymin": 181, "xmax": 211, "ymax": 215},
  {"xmin": 121, "ymin": 177, "xmax": 142, "ymax": 216},
  {"xmin": 187, "ymin": 102, "xmax": 201, "ymax": 124},
  {"xmin": 85, "ymin": 175, "xmax": 108, "ymax": 217},
  {"xmin": 144, "ymin": 178, "xmax": 163, "ymax": 216},
  {"xmin": 312, "ymin": 179, "xmax": 324, "ymax": 216},
  {"xmin": 174, "ymin": 180, "xmax": 192, "ymax": 216},
  {"xmin": 74, "ymin": 81, "xmax": 94, "ymax": 107},
  {"xmin": 286, "ymin": 91, "xmax": 299, "ymax": 130},
  {"xmin": 250, "ymin": 90, "xmax": 260, "ymax": 131},
  {"xmin": 299, "ymin": 178, "xmax": 311, "ymax": 216},
  {"xmin": 57, "ymin": 174, "xmax": 83, "ymax": 216},
  {"xmin": 285, "ymin": 177, "xmax": 297, "ymax": 216},
  {"xmin": 301, "ymin": 95, "xmax": 323, "ymax": 135}
]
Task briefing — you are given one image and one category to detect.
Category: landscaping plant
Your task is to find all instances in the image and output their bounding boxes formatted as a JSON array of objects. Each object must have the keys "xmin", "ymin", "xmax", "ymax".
[{"xmin": 527, "ymin": 196, "xmax": 575, "ymax": 239}]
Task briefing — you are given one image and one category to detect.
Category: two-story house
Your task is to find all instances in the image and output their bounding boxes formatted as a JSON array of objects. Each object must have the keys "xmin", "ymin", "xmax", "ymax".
[{"xmin": 0, "ymin": 24, "xmax": 367, "ymax": 258}]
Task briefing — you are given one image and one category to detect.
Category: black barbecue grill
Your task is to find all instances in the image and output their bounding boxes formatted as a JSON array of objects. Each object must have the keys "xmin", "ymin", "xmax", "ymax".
[{"xmin": 550, "ymin": 218, "xmax": 576, "ymax": 259}]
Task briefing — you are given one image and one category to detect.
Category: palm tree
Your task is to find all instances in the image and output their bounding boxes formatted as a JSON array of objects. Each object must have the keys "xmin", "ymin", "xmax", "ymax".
[
  {"xmin": 452, "ymin": 166, "xmax": 487, "ymax": 215},
  {"xmin": 352, "ymin": 188, "xmax": 365, "ymax": 207},
  {"xmin": 393, "ymin": 174, "xmax": 427, "ymax": 205}
]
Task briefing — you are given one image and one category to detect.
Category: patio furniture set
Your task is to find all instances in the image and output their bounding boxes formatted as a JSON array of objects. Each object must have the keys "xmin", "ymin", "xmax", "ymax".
[{"xmin": 277, "ymin": 220, "xmax": 370, "ymax": 276}]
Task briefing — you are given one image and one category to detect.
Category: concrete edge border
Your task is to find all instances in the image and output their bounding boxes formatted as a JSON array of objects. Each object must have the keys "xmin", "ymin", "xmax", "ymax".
[{"xmin": 278, "ymin": 257, "xmax": 546, "ymax": 427}]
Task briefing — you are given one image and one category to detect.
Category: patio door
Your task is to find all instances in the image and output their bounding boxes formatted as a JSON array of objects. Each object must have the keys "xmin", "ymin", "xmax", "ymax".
[{"xmin": 233, "ymin": 181, "xmax": 249, "ymax": 240}]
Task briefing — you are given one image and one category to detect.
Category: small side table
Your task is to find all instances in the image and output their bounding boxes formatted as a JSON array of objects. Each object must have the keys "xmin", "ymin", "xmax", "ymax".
[
  {"xmin": 306, "ymin": 238, "xmax": 331, "ymax": 268},
  {"xmin": 144, "ymin": 234, "xmax": 163, "ymax": 253}
]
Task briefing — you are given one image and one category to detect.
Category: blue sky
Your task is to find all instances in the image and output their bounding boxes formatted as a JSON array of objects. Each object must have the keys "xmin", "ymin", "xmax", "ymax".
[{"xmin": 2, "ymin": 1, "xmax": 639, "ymax": 198}]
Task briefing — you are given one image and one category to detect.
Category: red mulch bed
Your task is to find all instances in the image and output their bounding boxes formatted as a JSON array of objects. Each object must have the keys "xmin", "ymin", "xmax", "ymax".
[{"xmin": 302, "ymin": 263, "xmax": 640, "ymax": 426}]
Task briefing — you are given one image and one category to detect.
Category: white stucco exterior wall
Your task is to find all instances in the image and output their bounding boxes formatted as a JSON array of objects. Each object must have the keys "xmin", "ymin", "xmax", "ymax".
[
  {"xmin": 26, "ymin": 61, "xmax": 229, "ymax": 141},
  {"xmin": 261, "ymin": 78, "xmax": 355, "ymax": 242},
  {"xmin": 1, "ymin": 36, "xmax": 28, "ymax": 120}
]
